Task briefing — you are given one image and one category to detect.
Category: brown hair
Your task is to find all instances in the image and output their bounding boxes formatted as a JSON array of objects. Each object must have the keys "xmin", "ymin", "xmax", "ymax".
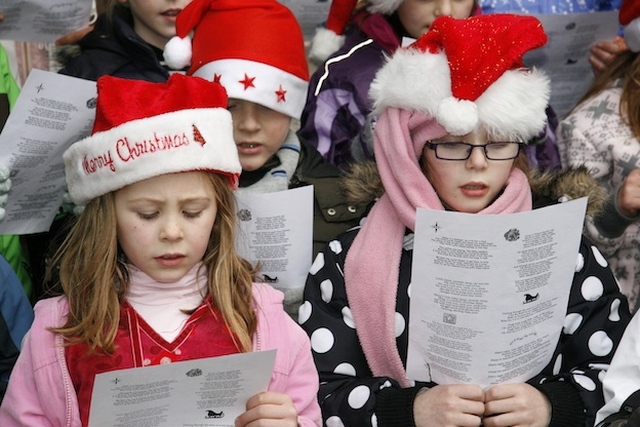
[
  {"xmin": 570, "ymin": 50, "xmax": 640, "ymax": 141},
  {"xmin": 48, "ymin": 173, "xmax": 258, "ymax": 354}
]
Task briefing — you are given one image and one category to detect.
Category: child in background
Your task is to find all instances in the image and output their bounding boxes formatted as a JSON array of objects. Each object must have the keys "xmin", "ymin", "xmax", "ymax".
[
  {"xmin": 0, "ymin": 74, "xmax": 321, "ymax": 427},
  {"xmin": 164, "ymin": 0, "xmax": 366, "ymax": 316},
  {"xmin": 0, "ymin": 44, "xmax": 32, "ymax": 299},
  {"xmin": 57, "ymin": 0, "xmax": 192, "ymax": 82},
  {"xmin": 0, "ymin": 254, "xmax": 33, "ymax": 403},
  {"xmin": 297, "ymin": 0, "xmax": 479, "ymax": 169},
  {"xmin": 557, "ymin": 0, "xmax": 640, "ymax": 312},
  {"xmin": 299, "ymin": 14, "xmax": 631, "ymax": 427}
]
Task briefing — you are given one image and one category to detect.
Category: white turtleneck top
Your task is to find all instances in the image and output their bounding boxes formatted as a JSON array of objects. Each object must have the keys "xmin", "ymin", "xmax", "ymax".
[{"xmin": 124, "ymin": 263, "xmax": 208, "ymax": 342}]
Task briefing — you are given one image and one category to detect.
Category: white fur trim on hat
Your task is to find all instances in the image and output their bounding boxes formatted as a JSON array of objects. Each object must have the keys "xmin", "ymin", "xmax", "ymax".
[
  {"xmin": 625, "ymin": 18, "xmax": 640, "ymax": 52},
  {"xmin": 163, "ymin": 35, "xmax": 193, "ymax": 70},
  {"xmin": 369, "ymin": 48, "xmax": 550, "ymax": 141},
  {"xmin": 309, "ymin": 27, "xmax": 346, "ymax": 65},
  {"xmin": 194, "ymin": 59, "xmax": 308, "ymax": 119},
  {"xmin": 64, "ymin": 108, "xmax": 240, "ymax": 204},
  {"xmin": 436, "ymin": 97, "xmax": 478, "ymax": 136},
  {"xmin": 367, "ymin": 0, "xmax": 404, "ymax": 15}
]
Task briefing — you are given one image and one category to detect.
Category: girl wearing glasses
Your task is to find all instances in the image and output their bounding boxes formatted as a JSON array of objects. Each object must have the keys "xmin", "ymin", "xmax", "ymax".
[{"xmin": 299, "ymin": 14, "xmax": 631, "ymax": 427}]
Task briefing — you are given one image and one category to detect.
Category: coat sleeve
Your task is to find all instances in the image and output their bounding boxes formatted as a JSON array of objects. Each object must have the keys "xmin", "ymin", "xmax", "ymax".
[
  {"xmin": 556, "ymin": 107, "xmax": 631, "ymax": 254},
  {"xmin": 0, "ymin": 298, "xmax": 78, "ymax": 427},
  {"xmin": 297, "ymin": 62, "xmax": 372, "ymax": 168},
  {"xmin": 0, "ymin": 256, "xmax": 33, "ymax": 402},
  {"xmin": 299, "ymin": 232, "xmax": 422, "ymax": 427},
  {"xmin": 527, "ymin": 237, "xmax": 631, "ymax": 427}
]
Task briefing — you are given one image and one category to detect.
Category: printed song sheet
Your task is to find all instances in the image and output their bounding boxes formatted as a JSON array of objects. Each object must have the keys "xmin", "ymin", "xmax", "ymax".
[
  {"xmin": 235, "ymin": 186, "xmax": 314, "ymax": 292},
  {"xmin": 0, "ymin": 69, "xmax": 96, "ymax": 235},
  {"xmin": 524, "ymin": 11, "xmax": 619, "ymax": 117},
  {"xmin": 0, "ymin": 0, "xmax": 92, "ymax": 43},
  {"xmin": 89, "ymin": 350, "xmax": 276, "ymax": 427},
  {"xmin": 406, "ymin": 198, "xmax": 588, "ymax": 388}
]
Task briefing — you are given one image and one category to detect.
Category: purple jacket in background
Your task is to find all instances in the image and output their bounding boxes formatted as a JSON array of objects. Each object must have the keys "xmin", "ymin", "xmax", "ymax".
[{"xmin": 298, "ymin": 13, "xmax": 400, "ymax": 169}]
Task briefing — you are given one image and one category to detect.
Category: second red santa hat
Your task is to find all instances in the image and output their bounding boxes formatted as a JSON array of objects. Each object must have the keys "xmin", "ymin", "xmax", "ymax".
[{"xmin": 164, "ymin": 0, "xmax": 309, "ymax": 119}]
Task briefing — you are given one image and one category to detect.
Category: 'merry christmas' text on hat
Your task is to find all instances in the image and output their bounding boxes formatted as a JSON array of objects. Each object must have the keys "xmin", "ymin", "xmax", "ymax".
[
  {"xmin": 164, "ymin": 0, "xmax": 309, "ymax": 119},
  {"xmin": 309, "ymin": 0, "xmax": 407, "ymax": 63},
  {"xmin": 621, "ymin": 0, "xmax": 640, "ymax": 52},
  {"xmin": 370, "ymin": 13, "xmax": 550, "ymax": 141},
  {"xmin": 64, "ymin": 74, "xmax": 241, "ymax": 205}
]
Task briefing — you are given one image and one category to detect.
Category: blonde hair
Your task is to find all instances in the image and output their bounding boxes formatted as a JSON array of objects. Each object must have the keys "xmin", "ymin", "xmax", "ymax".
[{"xmin": 48, "ymin": 173, "xmax": 258, "ymax": 354}]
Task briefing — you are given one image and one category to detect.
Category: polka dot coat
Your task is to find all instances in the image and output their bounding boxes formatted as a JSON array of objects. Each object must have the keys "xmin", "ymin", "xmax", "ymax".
[{"xmin": 299, "ymin": 220, "xmax": 631, "ymax": 427}]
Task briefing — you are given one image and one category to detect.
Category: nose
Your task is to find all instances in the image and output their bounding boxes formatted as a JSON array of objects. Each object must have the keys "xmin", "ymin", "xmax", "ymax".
[
  {"xmin": 236, "ymin": 104, "xmax": 261, "ymax": 132},
  {"xmin": 160, "ymin": 216, "xmax": 184, "ymax": 241},
  {"xmin": 434, "ymin": 0, "xmax": 453, "ymax": 17},
  {"xmin": 466, "ymin": 145, "xmax": 488, "ymax": 169}
]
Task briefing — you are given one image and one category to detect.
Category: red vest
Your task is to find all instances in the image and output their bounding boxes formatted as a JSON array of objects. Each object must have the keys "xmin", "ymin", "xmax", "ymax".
[{"xmin": 66, "ymin": 300, "xmax": 240, "ymax": 426}]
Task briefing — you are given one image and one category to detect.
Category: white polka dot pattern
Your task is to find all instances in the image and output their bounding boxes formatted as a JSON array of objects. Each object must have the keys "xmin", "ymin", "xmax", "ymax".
[
  {"xmin": 581, "ymin": 276, "xmax": 604, "ymax": 301},
  {"xmin": 591, "ymin": 245, "xmax": 608, "ymax": 268},
  {"xmin": 298, "ymin": 301, "xmax": 312, "ymax": 324},
  {"xmin": 609, "ymin": 299, "xmax": 621, "ymax": 322},
  {"xmin": 563, "ymin": 313, "xmax": 583, "ymax": 335},
  {"xmin": 342, "ymin": 306, "xmax": 356, "ymax": 329},
  {"xmin": 309, "ymin": 253, "xmax": 325, "ymax": 275},
  {"xmin": 311, "ymin": 328, "xmax": 335, "ymax": 353},
  {"xmin": 588, "ymin": 330, "xmax": 613, "ymax": 357},
  {"xmin": 321, "ymin": 279, "xmax": 334, "ymax": 303},
  {"xmin": 335, "ymin": 362, "xmax": 357, "ymax": 377},
  {"xmin": 347, "ymin": 385, "xmax": 371, "ymax": 409},
  {"xmin": 329, "ymin": 240, "xmax": 343, "ymax": 254}
]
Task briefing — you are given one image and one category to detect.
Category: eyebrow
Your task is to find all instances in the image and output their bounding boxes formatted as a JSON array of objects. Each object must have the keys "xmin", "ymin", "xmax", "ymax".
[{"xmin": 127, "ymin": 196, "xmax": 212, "ymax": 204}]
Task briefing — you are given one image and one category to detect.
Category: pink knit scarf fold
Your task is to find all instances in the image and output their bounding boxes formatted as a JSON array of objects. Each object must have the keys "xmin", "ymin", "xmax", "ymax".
[{"xmin": 344, "ymin": 108, "xmax": 532, "ymax": 387}]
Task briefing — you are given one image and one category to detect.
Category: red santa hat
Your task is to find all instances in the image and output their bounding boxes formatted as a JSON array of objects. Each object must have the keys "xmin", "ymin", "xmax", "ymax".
[
  {"xmin": 64, "ymin": 74, "xmax": 241, "ymax": 205},
  {"xmin": 369, "ymin": 14, "xmax": 550, "ymax": 141},
  {"xmin": 164, "ymin": 0, "xmax": 309, "ymax": 119},
  {"xmin": 309, "ymin": 0, "xmax": 407, "ymax": 63},
  {"xmin": 621, "ymin": 0, "xmax": 640, "ymax": 52}
]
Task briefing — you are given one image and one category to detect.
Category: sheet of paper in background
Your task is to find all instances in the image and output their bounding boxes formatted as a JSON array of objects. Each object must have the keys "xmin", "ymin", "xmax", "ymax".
[
  {"xmin": 235, "ymin": 186, "xmax": 314, "ymax": 292},
  {"xmin": 279, "ymin": 0, "xmax": 331, "ymax": 40},
  {"xmin": 524, "ymin": 11, "xmax": 619, "ymax": 117},
  {"xmin": 406, "ymin": 198, "xmax": 587, "ymax": 388},
  {"xmin": 89, "ymin": 350, "xmax": 277, "ymax": 427},
  {"xmin": 0, "ymin": 69, "xmax": 96, "ymax": 235},
  {"xmin": 0, "ymin": 0, "xmax": 92, "ymax": 43}
]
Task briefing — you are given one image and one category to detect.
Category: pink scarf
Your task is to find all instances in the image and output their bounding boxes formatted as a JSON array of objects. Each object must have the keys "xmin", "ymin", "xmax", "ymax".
[{"xmin": 344, "ymin": 108, "xmax": 532, "ymax": 387}]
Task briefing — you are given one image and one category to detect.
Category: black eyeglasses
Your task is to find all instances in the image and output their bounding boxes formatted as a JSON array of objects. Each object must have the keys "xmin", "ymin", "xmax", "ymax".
[{"xmin": 424, "ymin": 141, "xmax": 523, "ymax": 161}]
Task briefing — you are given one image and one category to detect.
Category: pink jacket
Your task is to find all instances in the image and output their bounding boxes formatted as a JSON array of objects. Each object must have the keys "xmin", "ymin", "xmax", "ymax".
[{"xmin": 0, "ymin": 283, "xmax": 321, "ymax": 427}]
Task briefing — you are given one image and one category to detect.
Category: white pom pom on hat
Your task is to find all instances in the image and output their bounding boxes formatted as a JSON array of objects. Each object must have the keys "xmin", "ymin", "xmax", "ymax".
[{"xmin": 163, "ymin": 35, "xmax": 192, "ymax": 70}]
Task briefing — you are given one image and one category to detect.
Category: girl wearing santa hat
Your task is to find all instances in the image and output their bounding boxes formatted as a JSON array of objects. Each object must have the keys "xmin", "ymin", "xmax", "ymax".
[
  {"xmin": 297, "ymin": 0, "xmax": 480, "ymax": 170},
  {"xmin": 299, "ymin": 13, "xmax": 631, "ymax": 427},
  {"xmin": 0, "ymin": 74, "xmax": 321, "ymax": 427},
  {"xmin": 163, "ymin": 0, "xmax": 368, "ymax": 318},
  {"xmin": 557, "ymin": 0, "xmax": 640, "ymax": 314}
]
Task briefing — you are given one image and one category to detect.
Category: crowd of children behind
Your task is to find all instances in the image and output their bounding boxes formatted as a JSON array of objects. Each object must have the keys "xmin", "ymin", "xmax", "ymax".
[{"xmin": 1, "ymin": 0, "xmax": 640, "ymax": 426}]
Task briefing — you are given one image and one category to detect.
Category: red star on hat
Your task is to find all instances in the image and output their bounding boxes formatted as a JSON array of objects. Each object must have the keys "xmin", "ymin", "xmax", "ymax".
[
  {"xmin": 239, "ymin": 74, "xmax": 256, "ymax": 90},
  {"xmin": 276, "ymin": 85, "xmax": 287, "ymax": 102},
  {"xmin": 213, "ymin": 74, "xmax": 222, "ymax": 84}
]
